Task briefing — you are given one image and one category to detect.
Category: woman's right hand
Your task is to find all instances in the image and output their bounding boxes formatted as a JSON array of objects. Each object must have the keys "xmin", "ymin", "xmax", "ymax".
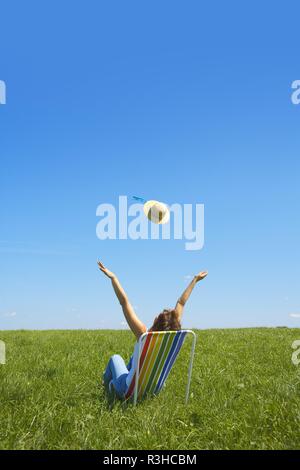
[
  {"xmin": 97, "ymin": 260, "xmax": 115, "ymax": 279},
  {"xmin": 195, "ymin": 271, "xmax": 208, "ymax": 282}
]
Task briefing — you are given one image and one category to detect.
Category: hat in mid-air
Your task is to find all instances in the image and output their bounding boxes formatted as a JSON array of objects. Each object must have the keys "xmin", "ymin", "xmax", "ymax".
[{"xmin": 143, "ymin": 200, "xmax": 170, "ymax": 225}]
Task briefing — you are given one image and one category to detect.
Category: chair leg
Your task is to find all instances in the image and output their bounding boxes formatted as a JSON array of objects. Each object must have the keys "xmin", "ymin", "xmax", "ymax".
[
  {"xmin": 132, "ymin": 339, "xmax": 143, "ymax": 406},
  {"xmin": 185, "ymin": 333, "xmax": 197, "ymax": 405}
]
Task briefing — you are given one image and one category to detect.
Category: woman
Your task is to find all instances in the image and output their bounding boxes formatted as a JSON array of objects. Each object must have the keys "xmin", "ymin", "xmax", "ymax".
[{"xmin": 98, "ymin": 260, "xmax": 208, "ymax": 398}]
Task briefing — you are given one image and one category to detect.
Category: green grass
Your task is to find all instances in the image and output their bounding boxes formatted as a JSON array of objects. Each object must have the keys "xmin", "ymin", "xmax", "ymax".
[{"xmin": 0, "ymin": 328, "xmax": 300, "ymax": 450}]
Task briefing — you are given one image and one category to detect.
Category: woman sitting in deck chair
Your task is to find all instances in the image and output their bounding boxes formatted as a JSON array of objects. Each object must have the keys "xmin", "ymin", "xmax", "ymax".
[{"xmin": 98, "ymin": 260, "xmax": 208, "ymax": 399}]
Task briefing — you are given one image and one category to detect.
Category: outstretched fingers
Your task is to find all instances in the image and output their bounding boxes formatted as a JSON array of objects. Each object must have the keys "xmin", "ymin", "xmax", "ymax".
[
  {"xmin": 97, "ymin": 260, "xmax": 105, "ymax": 269},
  {"xmin": 196, "ymin": 271, "xmax": 208, "ymax": 281}
]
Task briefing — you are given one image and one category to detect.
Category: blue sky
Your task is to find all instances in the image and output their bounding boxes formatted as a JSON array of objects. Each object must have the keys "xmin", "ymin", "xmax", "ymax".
[{"xmin": 0, "ymin": 1, "xmax": 299, "ymax": 330}]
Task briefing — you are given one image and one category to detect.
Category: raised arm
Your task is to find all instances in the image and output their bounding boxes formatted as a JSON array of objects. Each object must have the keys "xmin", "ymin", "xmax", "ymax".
[
  {"xmin": 97, "ymin": 261, "xmax": 147, "ymax": 340},
  {"xmin": 174, "ymin": 271, "xmax": 208, "ymax": 321}
]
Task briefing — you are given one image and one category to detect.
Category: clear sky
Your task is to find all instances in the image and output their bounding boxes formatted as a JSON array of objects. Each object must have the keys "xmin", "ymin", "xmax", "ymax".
[{"xmin": 1, "ymin": 1, "xmax": 299, "ymax": 330}]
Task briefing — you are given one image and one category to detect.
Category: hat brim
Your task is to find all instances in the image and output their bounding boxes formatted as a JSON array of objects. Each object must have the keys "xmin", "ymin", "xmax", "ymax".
[{"xmin": 143, "ymin": 200, "xmax": 170, "ymax": 225}]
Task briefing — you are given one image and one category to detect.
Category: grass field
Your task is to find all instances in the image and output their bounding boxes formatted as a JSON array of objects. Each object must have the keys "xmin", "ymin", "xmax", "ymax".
[{"xmin": 0, "ymin": 328, "xmax": 299, "ymax": 450}]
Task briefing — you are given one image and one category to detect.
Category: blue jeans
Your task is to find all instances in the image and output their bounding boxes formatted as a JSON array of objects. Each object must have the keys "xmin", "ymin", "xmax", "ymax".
[{"xmin": 103, "ymin": 354, "xmax": 130, "ymax": 398}]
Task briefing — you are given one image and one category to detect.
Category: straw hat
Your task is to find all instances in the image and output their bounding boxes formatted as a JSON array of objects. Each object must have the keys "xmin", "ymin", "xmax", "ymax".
[{"xmin": 143, "ymin": 200, "xmax": 170, "ymax": 225}]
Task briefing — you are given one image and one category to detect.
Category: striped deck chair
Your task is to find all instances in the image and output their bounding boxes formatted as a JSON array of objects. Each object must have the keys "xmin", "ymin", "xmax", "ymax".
[{"xmin": 125, "ymin": 330, "xmax": 196, "ymax": 405}]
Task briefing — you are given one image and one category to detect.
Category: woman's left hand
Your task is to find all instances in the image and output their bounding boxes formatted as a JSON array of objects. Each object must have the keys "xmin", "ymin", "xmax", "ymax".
[{"xmin": 97, "ymin": 260, "xmax": 115, "ymax": 279}]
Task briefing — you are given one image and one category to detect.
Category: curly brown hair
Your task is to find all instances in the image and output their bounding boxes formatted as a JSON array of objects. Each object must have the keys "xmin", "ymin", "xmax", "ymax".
[{"xmin": 149, "ymin": 309, "xmax": 181, "ymax": 332}]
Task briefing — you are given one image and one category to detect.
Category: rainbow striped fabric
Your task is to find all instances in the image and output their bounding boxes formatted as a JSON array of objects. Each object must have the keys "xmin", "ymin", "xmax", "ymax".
[{"xmin": 125, "ymin": 330, "xmax": 188, "ymax": 401}]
